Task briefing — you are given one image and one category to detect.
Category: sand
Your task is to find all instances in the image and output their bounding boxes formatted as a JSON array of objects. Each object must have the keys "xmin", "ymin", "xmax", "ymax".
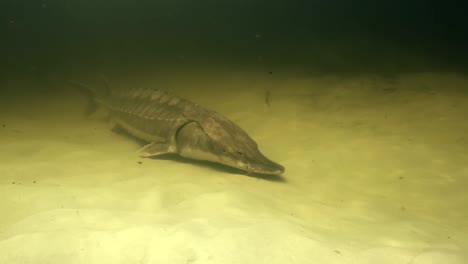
[{"xmin": 0, "ymin": 72, "xmax": 467, "ymax": 263}]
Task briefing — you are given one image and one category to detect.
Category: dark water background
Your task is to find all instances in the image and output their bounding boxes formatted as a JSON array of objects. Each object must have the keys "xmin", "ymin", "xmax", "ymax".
[{"xmin": 1, "ymin": 0, "xmax": 468, "ymax": 93}]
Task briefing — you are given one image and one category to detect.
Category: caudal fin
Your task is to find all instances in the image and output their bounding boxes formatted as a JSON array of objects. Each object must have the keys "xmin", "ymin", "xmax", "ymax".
[{"xmin": 69, "ymin": 80, "xmax": 99, "ymax": 117}]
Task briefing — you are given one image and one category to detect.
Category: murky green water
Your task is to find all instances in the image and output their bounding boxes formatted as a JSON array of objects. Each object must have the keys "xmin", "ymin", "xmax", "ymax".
[{"xmin": 1, "ymin": 1, "xmax": 468, "ymax": 263}]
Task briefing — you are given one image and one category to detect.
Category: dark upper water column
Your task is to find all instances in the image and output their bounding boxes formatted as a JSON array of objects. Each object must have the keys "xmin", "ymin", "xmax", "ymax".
[{"xmin": 1, "ymin": 0, "xmax": 467, "ymax": 84}]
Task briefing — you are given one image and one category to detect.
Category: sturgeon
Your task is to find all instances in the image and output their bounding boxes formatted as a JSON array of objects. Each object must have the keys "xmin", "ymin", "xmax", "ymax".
[{"xmin": 72, "ymin": 82, "xmax": 285, "ymax": 175}]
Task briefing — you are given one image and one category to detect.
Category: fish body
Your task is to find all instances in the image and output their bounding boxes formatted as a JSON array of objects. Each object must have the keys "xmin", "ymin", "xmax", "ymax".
[{"xmin": 73, "ymin": 82, "xmax": 285, "ymax": 175}]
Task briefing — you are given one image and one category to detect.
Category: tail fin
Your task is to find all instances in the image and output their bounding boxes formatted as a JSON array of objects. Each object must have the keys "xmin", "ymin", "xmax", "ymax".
[
  {"xmin": 100, "ymin": 75, "xmax": 111, "ymax": 97},
  {"xmin": 69, "ymin": 80, "xmax": 99, "ymax": 117}
]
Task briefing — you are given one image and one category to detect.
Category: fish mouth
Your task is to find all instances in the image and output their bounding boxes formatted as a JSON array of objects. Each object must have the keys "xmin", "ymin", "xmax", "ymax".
[{"xmin": 250, "ymin": 164, "xmax": 285, "ymax": 175}]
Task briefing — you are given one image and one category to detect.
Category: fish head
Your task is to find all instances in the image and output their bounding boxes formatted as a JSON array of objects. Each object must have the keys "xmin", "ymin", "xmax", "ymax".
[
  {"xmin": 214, "ymin": 142, "xmax": 285, "ymax": 175},
  {"xmin": 200, "ymin": 116, "xmax": 285, "ymax": 175},
  {"xmin": 178, "ymin": 116, "xmax": 285, "ymax": 175}
]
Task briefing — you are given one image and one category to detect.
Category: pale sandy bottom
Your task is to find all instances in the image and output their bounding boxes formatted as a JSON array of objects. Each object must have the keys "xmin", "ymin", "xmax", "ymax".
[{"xmin": 0, "ymin": 72, "xmax": 467, "ymax": 264}]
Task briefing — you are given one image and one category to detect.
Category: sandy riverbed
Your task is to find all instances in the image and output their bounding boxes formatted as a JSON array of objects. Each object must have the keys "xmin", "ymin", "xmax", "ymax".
[{"xmin": 0, "ymin": 72, "xmax": 467, "ymax": 263}]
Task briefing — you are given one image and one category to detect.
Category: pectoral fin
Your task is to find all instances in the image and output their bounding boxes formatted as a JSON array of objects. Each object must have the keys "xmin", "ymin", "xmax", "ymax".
[{"xmin": 138, "ymin": 142, "xmax": 175, "ymax": 157}]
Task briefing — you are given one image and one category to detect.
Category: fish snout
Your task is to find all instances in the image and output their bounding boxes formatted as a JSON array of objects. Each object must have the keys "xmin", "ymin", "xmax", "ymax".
[
  {"xmin": 264, "ymin": 161, "xmax": 285, "ymax": 175},
  {"xmin": 247, "ymin": 154, "xmax": 285, "ymax": 175}
]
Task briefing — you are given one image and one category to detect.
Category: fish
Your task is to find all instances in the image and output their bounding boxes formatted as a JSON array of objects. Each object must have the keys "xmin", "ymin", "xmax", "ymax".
[{"xmin": 71, "ymin": 81, "xmax": 285, "ymax": 175}]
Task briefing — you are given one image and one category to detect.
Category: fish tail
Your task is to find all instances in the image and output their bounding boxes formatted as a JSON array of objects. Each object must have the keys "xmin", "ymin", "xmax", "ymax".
[{"xmin": 69, "ymin": 80, "xmax": 99, "ymax": 117}]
